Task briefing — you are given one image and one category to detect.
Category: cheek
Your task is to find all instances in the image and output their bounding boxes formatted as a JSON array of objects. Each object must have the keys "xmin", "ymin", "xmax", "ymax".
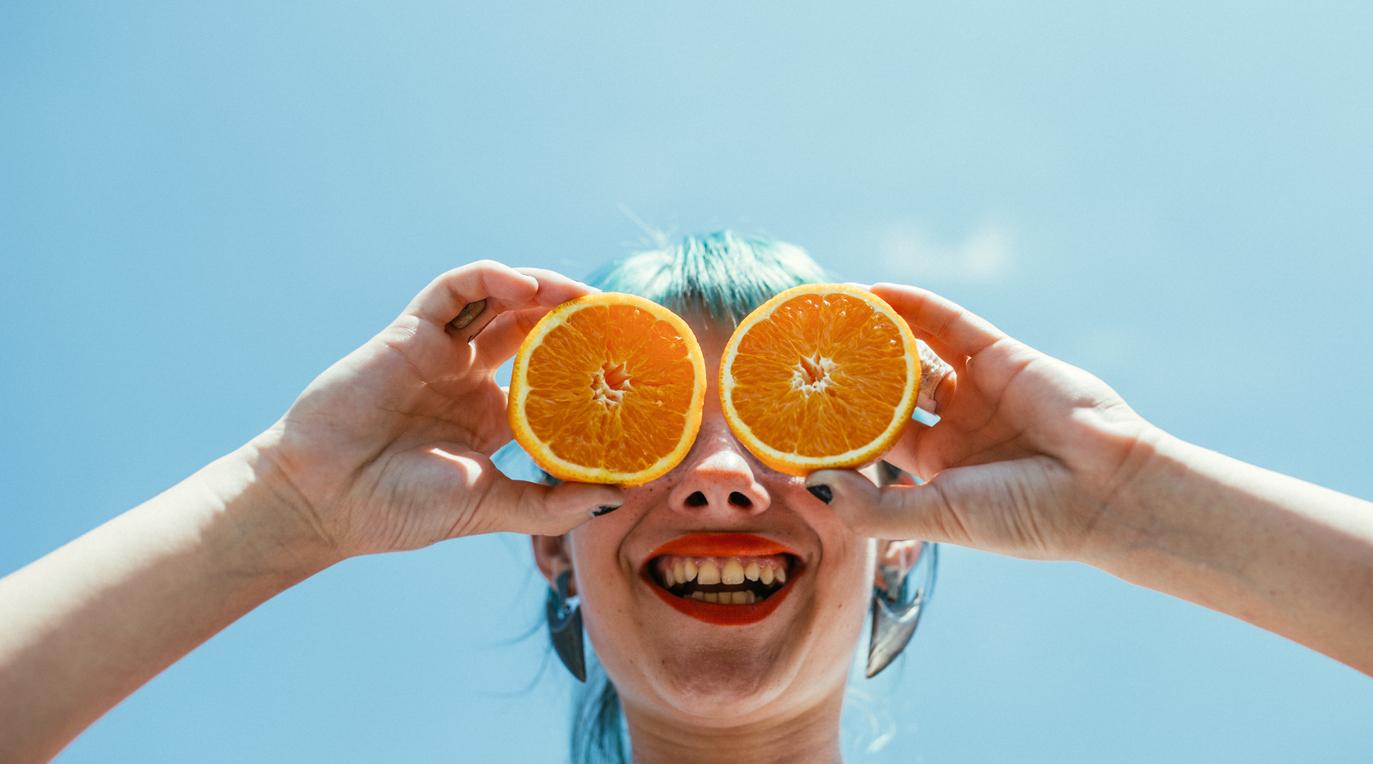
[
  {"xmin": 753, "ymin": 520, "xmax": 876, "ymax": 699},
  {"xmin": 806, "ymin": 501, "xmax": 878, "ymax": 600},
  {"xmin": 568, "ymin": 524, "xmax": 629, "ymax": 610},
  {"xmin": 566, "ymin": 525, "xmax": 646, "ymax": 675},
  {"xmin": 807, "ymin": 528, "xmax": 878, "ymax": 657},
  {"xmin": 818, "ymin": 538, "xmax": 877, "ymax": 626},
  {"xmin": 563, "ymin": 481, "xmax": 672, "ymax": 626}
]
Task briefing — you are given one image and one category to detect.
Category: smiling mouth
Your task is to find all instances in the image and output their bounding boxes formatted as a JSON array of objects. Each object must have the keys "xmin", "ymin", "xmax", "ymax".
[
  {"xmin": 641, "ymin": 534, "xmax": 802, "ymax": 625},
  {"xmin": 649, "ymin": 554, "xmax": 792, "ymax": 604}
]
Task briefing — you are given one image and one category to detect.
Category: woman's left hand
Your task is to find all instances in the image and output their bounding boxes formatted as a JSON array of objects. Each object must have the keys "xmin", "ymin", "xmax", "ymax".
[{"xmin": 808, "ymin": 283, "xmax": 1161, "ymax": 564}]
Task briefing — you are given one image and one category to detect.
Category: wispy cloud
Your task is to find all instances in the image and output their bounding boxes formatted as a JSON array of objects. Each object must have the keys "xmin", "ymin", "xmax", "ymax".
[{"xmin": 876, "ymin": 221, "xmax": 1013, "ymax": 283}]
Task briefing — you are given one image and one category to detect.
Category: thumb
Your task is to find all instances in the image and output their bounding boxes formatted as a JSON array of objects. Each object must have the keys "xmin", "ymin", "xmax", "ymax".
[
  {"xmin": 805, "ymin": 468, "xmax": 970, "ymax": 545},
  {"xmin": 476, "ymin": 473, "xmax": 626, "ymax": 536}
]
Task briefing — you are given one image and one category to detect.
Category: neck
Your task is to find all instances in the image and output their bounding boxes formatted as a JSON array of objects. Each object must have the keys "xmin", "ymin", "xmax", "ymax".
[{"xmin": 623, "ymin": 689, "xmax": 845, "ymax": 764}]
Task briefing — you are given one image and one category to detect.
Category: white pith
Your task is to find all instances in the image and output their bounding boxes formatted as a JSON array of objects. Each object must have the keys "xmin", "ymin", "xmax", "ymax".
[
  {"xmin": 790, "ymin": 354, "xmax": 836, "ymax": 394},
  {"xmin": 589, "ymin": 362, "xmax": 630, "ymax": 406}
]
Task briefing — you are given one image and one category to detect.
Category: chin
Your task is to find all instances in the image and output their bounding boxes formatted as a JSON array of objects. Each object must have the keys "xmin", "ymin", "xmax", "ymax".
[{"xmin": 649, "ymin": 649, "xmax": 797, "ymax": 725}]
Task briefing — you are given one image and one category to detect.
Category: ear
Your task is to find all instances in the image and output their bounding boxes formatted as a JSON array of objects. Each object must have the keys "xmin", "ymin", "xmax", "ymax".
[
  {"xmin": 871, "ymin": 463, "xmax": 925, "ymax": 592},
  {"xmin": 531, "ymin": 534, "xmax": 575, "ymax": 594},
  {"xmin": 874, "ymin": 538, "xmax": 924, "ymax": 592}
]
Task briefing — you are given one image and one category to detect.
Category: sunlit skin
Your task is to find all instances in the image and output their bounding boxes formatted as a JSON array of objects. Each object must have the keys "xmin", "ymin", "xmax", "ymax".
[{"xmin": 532, "ymin": 318, "xmax": 917, "ymax": 763}]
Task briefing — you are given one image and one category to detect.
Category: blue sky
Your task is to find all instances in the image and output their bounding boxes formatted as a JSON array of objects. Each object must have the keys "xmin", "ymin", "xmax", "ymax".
[{"xmin": 3, "ymin": 2, "xmax": 1372, "ymax": 761}]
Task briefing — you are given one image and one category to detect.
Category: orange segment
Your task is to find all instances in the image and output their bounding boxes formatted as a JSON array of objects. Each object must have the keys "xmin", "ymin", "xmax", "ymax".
[
  {"xmin": 720, "ymin": 284, "xmax": 919, "ymax": 476},
  {"xmin": 508, "ymin": 293, "xmax": 707, "ymax": 485}
]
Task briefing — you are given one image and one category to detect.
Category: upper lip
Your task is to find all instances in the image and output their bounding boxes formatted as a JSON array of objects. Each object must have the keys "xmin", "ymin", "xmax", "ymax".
[{"xmin": 646, "ymin": 533, "xmax": 799, "ymax": 560}]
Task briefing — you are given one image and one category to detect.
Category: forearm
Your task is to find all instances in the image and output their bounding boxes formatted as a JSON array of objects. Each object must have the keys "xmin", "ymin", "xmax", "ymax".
[
  {"xmin": 1098, "ymin": 432, "xmax": 1373, "ymax": 675},
  {"xmin": 0, "ymin": 442, "xmax": 337, "ymax": 762}
]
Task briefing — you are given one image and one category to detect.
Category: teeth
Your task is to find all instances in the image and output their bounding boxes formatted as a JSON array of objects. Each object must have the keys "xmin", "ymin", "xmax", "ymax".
[
  {"xmin": 697, "ymin": 560, "xmax": 721, "ymax": 585},
  {"xmin": 653, "ymin": 553, "xmax": 794, "ymax": 604},
  {"xmin": 722, "ymin": 559, "xmax": 745, "ymax": 585}
]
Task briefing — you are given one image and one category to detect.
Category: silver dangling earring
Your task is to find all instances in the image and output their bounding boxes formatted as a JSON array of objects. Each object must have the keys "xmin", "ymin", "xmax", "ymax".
[
  {"xmin": 866, "ymin": 542, "xmax": 939, "ymax": 678},
  {"xmin": 546, "ymin": 569, "xmax": 587, "ymax": 682}
]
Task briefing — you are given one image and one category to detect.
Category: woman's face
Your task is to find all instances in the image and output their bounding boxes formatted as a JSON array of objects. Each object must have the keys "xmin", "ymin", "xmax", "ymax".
[{"xmin": 550, "ymin": 316, "xmax": 882, "ymax": 727}]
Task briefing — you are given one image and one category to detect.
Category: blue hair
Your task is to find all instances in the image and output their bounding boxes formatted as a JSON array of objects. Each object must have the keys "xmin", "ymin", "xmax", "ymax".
[{"xmin": 584, "ymin": 230, "xmax": 831, "ymax": 322}]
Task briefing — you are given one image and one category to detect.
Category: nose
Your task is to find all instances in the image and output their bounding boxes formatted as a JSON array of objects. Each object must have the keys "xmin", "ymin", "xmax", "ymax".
[{"xmin": 666, "ymin": 419, "xmax": 771, "ymax": 517}]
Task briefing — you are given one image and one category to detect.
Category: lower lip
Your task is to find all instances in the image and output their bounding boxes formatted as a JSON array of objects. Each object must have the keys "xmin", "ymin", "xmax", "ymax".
[{"xmin": 641, "ymin": 571, "xmax": 795, "ymax": 626}]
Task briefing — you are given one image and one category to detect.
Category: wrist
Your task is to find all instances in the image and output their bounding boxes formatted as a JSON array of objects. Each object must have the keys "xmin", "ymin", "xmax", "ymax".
[
  {"xmin": 204, "ymin": 435, "xmax": 345, "ymax": 581},
  {"xmin": 1076, "ymin": 422, "xmax": 1181, "ymax": 572}
]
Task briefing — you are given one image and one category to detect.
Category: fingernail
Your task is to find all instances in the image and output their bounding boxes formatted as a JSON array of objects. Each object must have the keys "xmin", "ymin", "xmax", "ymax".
[
  {"xmin": 911, "ymin": 407, "xmax": 941, "ymax": 427},
  {"xmin": 806, "ymin": 484, "xmax": 833, "ymax": 504},
  {"xmin": 447, "ymin": 299, "xmax": 487, "ymax": 331},
  {"xmin": 591, "ymin": 504, "xmax": 621, "ymax": 517}
]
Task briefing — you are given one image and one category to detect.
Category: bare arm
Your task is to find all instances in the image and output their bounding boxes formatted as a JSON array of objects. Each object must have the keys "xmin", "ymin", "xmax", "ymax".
[
  {"xmin": 0, "ymin": 262, "xmax": 622, "ymax": 762},
  {"xmin": 1101, "ymin": 433, "xmax": 1373, "ymax": 675},
  {"xmin": 813, "ymin": 283, "xmax": 1373, "ymax": 676},
  {"xmin": 0, "ymin": 445, "xmax": 330, "ymax": 763}
]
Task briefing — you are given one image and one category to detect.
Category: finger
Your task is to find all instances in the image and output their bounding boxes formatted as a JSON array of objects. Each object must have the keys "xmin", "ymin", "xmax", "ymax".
[
  {"xmin": 885, "ymin": 359, "xmax": 958, "ymax": 479},
  {"xmin": 516, "ymin": 267, "xmax": 600, "ymax": 307},
  {"xmin": 467, "ymin": 270, "xmax": 598, "ymax": 364},
  {"xmin": 915, "ymin": 340, "xmax": 956, "ymax": 414},
  {"xmin": 406, "ymin": 260, "xmax": 540, "ymax": 326},
  {"xmin": 450, "ymin": 300, "xmax": 501, "ymax": 345},
  {"xmin": 428, "ymin": 447, "xmax": 623, "ymax": 537},
  {"xmin": 477, "ymin": 268, "xmax": 597, "ymax": 347},
  {"xmin": 871, "ymin": 283, "xmax": 1006, "ymax": 360},
  {"xmin": 932, "ymin": 369, "xmax": 957, "ymax": 412},
  {"xmin": 810, "ymin": 457, "xmax": 1069, "ymax": 556},
  {"xmin": 883, "ymin": 413, "xmax": 943, "ymax": 480},
  {"xmin": 805, "ymin": 467, "xmax": 969, "ymax": 544},
  {"xmin": 911, "ymin": 330, "xmax": 969, "ymax": 377},
  {"xmin": 484, "ymin": 476, "xmax": 627, "ymax": 537},
  {"xmin": 473, "ymin": 307, "xmax": 550, "ymax": 367}
]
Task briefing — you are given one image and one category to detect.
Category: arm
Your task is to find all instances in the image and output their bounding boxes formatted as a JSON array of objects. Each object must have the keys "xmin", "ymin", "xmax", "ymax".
[
  {"xmin": 0, "ymin": 445, "xmax": 330, "ymax": 763},
  {"xmin": 0, "ymin": 262, "xmax": 623, "ymax": 762},
  {"xmin": 812, "ymin": 283, "xmax": 1373, "ymax": 676},
  {"xmin": 1102, "ymin": 433, "xmax": 1373, "ymax": 675}
]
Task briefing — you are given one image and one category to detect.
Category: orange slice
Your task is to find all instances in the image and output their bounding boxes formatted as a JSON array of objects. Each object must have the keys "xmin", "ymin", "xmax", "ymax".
[
  {"xmin": 508, "ymin": 293, "xmax": 707, "ymax": 485},
  {"xmin": 720, "ymin": 284, "xmax": 919, "ymax": 476}
]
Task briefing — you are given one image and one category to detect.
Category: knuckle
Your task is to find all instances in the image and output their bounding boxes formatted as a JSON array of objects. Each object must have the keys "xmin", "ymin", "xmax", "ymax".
[{"xmin": 832, "ymin": 502, "xmax": 881, "ymax": 536}]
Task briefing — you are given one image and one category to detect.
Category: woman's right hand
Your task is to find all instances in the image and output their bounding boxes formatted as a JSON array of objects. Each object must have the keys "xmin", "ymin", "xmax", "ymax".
[
  {"xmin": 809, "ymin": 283, "xmax": 1164, "ymax": 564},
  {"xmin": 250, "ymin": 261, "xmax": 624, "ymax": 562}
]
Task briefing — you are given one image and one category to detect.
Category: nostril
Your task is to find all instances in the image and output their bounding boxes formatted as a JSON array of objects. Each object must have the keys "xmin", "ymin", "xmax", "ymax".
[
  {"xmin": 728, "ymin": 491, "xmax": 753, "ymax": 508},
  {"xmin": 684, "ymin": 491, "xmax": 708, "ymax": 508}
]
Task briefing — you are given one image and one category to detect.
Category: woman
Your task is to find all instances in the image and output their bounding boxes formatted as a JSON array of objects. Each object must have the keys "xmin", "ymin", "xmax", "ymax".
[{"xmin": 1, "ymin": 232, "xmax": 1370, "ymax": 763}]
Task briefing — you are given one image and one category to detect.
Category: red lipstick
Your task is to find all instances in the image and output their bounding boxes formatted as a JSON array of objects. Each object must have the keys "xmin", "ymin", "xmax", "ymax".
[
  {"xmin": 641, "ymin": 533, "xmax": 800, "ymax": 626},
  {"xmin": 648, "ymin": 533, "xmax": 797, "ymax": 559}
]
